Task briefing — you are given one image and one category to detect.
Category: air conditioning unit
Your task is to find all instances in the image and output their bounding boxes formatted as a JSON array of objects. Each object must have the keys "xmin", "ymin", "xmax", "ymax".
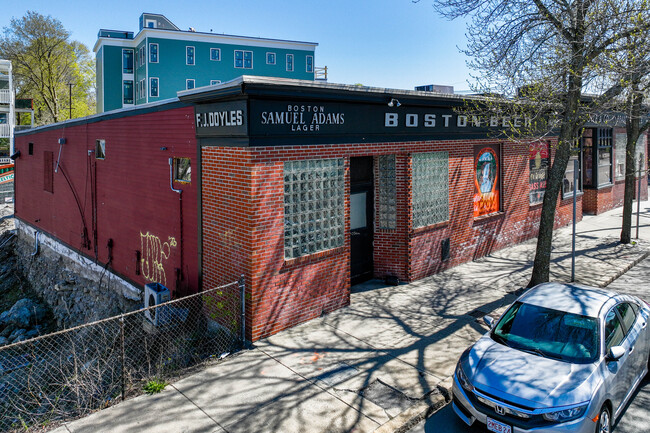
[{"xmin": 144, "ymin": 283, "xmax": 171, "ymax": 326}]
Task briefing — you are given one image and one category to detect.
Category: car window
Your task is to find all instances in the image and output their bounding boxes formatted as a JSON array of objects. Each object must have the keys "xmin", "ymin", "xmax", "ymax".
[
  {"xmin": 605, "ymin": 308, "xmax": 625, "ymax": 351},
  {"xmin": 615, "ymin": 303, "xmax": 637, "ymax": 335},
  {"xmin": 492, "ymin": 302, "xmax": 599, "ymax": 363}
]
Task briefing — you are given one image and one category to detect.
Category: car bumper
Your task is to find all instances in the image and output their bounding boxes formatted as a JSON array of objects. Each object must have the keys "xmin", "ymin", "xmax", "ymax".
[{"xmin": 451, "ymin": 374, "xmax": 596, "ymax": 433}]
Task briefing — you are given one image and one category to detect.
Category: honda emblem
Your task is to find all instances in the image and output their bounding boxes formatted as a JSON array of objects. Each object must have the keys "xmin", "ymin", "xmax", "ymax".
[{"xmin": 495, "ymin": 405, "xmax": 506, "ymax": 416}]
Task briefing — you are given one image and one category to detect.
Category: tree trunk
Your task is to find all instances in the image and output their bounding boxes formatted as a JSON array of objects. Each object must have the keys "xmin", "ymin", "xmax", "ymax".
[
  {"xmin": 621, "ymin": 91, "xmax": 643, "ymax": 244},
  {"xmin": 528, "ymin": 72, "xmax": 583, "ymax": 287}
]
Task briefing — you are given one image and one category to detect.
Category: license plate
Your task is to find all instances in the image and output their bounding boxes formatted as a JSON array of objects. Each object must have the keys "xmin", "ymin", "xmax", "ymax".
[{"xmin": 487, "ymin": 417, "xmax": 512, "ymax": 433}]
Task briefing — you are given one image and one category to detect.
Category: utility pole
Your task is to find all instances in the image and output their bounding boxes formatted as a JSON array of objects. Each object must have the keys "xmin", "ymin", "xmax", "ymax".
[{"xmin": 68, "ymin": 82, "xmax": 73, "ymax": 119}]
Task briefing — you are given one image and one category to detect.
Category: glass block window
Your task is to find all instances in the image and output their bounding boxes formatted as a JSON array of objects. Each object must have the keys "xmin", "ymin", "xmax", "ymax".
[
  {"xmin": 284, "ymin": 159, "xmax": 345, "ymax": 259},
  {"xmin": 412, "ymin": 152, "xmax": 449, "ymax": 228},
  {"xmin": 378, "ymin": 155, "xmax": 397, "ymax": 229}
]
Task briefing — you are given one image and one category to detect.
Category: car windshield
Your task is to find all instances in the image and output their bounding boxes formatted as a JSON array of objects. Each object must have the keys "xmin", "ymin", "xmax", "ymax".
[{"xmin": 491, "ymin": 302, "xmax": 599, "ymax": 363}]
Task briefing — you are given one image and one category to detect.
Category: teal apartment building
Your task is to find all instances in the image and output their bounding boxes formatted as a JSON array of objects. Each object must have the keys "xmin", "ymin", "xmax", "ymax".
[{"xmin": 94, "ymin": 13, "xmax": 322, "ymax": 113}]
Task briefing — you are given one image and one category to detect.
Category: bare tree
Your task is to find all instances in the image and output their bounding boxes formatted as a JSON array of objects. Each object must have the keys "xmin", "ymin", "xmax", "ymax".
[{"xmin": 427, "ymin": 0, "xmax": 650, "ymax": 286}]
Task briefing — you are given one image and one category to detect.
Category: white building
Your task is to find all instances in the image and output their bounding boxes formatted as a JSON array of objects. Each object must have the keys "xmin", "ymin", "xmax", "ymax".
[{"xmin": 0, "ymin": 59, "xmax": 15, "ymax": 156}]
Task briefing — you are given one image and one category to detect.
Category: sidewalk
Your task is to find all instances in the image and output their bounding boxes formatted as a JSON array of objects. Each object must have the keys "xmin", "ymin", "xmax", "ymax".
[{"xmin": 50, "ymin": 199, "xmax": 650, "ymax": 433}]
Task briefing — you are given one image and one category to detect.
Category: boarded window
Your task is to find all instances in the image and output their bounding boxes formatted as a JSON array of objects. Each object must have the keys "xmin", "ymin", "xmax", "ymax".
[{"xmin": 44, "ymin": 151, "xmax": 53, "ymax": 193}]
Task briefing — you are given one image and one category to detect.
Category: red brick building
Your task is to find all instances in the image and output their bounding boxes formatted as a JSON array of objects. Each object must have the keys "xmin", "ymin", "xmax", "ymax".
[{"xmin": 13, "ymin": 77, "xmax": 647, "ymax": 341}]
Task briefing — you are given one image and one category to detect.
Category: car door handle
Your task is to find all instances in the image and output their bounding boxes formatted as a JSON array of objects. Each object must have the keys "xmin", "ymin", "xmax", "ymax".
[{"xmin": 630, "ymin": 345, "xmax": 635, "ymax": 355}]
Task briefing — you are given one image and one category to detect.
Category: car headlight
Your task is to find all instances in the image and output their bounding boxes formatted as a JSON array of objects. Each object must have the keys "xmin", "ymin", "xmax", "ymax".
[
  {"xmin": 542, "ymin": 403, "xmax": 589, "ymax": 423},
  {"xmin": 455, "ymin": 362, "xmax": 473, "ymax": 392}
]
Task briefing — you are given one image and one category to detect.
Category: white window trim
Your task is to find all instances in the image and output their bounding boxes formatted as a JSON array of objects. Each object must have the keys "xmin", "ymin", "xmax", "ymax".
[
  {"xmin": 139, "ymin": 46, "xmax": 145, "ymax": 67},
  {"xmin": 145, "ymin": 19, "xmax": 156, "ymax": 29},
  {"xmin": 306, "ymin": 55, "xmax": 314, "ymax": 73},
  {"xmin": 210, "ymin": 47, "xmax": 221, "ymax": 61},
  {"xmin": 210, "ymin": 80, "xmax": 221, "ymax": 85},
  {"xmin": 149, "ymin": 43, "xmax": 159, "ymax": 63},
  {"xmin": 286, "ymin": 54, "xmax": 294, "ymax": 72},
  {"xmin": 186, "ymin": 46, "xmax": 195, "ymax": 65},
  {"xmin": 186, "ymin": 79, "xmax": 195, "ymax": 90},
  {"xmin": 123, "ymin": 80, "xmax": 134, "ymax": 107},
  {"xmin": 234, "ymin": 50, "xmax": 253, "ymax": 69},
  {"xmin": 150, "ymin": 77, "xmax": 159, "ymax": 97},
  {"xmin": 122, "ymin": 49, "xmax": 134, "ymax": 74},
  {"xmin": 266, "ymin": 52, "xmax": 276, "ymax": 65}
]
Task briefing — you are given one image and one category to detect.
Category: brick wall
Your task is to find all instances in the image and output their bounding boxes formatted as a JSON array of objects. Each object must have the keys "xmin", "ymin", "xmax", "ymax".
[{"xmin": 202, "ymin": 137, "xmax": 580, "ymax": 341}]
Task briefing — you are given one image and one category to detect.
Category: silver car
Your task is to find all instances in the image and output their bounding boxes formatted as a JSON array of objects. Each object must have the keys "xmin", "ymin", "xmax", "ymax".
[{"xmin": 452, "ymin": 282, "xmax": 650, "ymax": 433}]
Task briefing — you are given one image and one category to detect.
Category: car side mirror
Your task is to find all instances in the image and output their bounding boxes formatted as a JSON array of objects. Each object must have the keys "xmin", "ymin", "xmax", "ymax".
[
  {"xmin": 607, "ymin": 346, "xmax": 625, "ymax": 361},
  {"xmin": 483, "ymin": 315, "xmax": 495, "ymax": 329}
]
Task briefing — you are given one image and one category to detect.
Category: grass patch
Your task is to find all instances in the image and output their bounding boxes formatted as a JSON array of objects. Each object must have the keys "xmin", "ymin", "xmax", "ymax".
[{"xmin": 143, "ymin": 379, "xmax": 168, "ymax": 395}]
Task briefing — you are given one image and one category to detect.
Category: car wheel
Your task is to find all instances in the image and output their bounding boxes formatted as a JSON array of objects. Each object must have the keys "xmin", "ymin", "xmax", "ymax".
[{"xmin": 596, "ymin": 405, "xmax": 611, "ymax": 433}]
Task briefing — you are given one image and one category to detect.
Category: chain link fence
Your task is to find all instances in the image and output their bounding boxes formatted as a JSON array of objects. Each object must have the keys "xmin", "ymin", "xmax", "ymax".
[
  {"xmin": 0, "ymin": 180, "xmax": 13, "ymax": 205},
  {"xmin": 0, "ymin": 279, "xmax": 244, "ymax": 432}
]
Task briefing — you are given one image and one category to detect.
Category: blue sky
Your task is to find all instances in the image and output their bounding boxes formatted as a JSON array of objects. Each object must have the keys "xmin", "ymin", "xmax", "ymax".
[{"xmin": 2, "ymin": 0, "xmax": 474, "ymax": 91}]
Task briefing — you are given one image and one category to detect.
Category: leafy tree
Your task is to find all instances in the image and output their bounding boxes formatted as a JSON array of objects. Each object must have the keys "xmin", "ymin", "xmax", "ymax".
[
  {"xmin": 0, "ymin": 11, "xmax": 95, "ymax": 125},
  {"xmin": 428, "ymin": 0, "xmax": 650, "ymax": 286}
]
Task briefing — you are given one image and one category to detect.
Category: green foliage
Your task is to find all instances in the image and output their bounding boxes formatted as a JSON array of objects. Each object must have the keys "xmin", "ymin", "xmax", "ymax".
[
  {"xmin": 143, "ymin": 379, "xmax": 168, "ymax": 395},
  {"xmin": 0, "ymin": 11, "xmax": 95, "ymax": 125}
]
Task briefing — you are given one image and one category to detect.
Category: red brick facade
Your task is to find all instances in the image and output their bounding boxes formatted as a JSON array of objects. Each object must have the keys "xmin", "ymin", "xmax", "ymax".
[
  {"xmin": 200, "ymin": 137, "xmax": 582, "ymax": 341},
  {"xmin": 15, "ymin": 78, "xmax": 648, "ymax": 343}
]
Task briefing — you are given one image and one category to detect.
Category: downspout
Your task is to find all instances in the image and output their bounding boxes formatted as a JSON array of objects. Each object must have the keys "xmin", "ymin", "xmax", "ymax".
[
  {"xmin": 169, "ymin": 158, "xmax": 183, "ymax": 294},
  {"xmin": 169, "ymin": 158, "xmax": 182, "ymax": 194},
  {"xmin": 31, "ymin": 231, "xmax": 40, "ymax": 256}
]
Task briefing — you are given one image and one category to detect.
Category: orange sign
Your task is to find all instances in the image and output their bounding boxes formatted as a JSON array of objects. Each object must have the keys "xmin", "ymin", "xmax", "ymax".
[{"xmin": 473, "ymin": 146, "xmax": 500, "ymax": 217}]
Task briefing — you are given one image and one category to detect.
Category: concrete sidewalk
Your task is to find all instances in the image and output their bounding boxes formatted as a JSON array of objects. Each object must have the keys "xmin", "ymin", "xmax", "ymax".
[{"xmin": 51, "ymin": 199, "xmax": 650, "ymax": 433}]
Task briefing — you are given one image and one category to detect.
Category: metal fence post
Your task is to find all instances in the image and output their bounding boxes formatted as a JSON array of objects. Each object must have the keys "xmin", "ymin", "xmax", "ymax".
[
  {"xmin": 120, "ymin": 314, "xmax": 126, "ymax": 401},
  {"xmin": 239, "ymin": 274, "xmax": 246, "ymax": 348}
]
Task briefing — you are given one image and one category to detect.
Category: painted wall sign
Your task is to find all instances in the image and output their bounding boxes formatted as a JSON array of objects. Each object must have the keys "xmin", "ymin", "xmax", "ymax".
[
  {"xmin": 194, "ymin": 101, "xmax": 248, "ymax": 138},
  {"xmin": 473, "ymin": 145, "xmax": 500, "ymax": 217},
  {"xmin": 529, "ymin": 141, "xmax": 550, "ymax": 205}
]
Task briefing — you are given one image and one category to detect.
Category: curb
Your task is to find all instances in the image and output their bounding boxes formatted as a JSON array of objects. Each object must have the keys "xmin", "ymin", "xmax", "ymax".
[
  {"xmin": 371, "ymin": 248, "xmax": 650, "ymax": 433},
  {"xmin": 372, "ymin": 388, "xmax": 449, "ymax": 433},
  {"xmin": 602, "ymin": 250, "xmax": 650, "ymax": 288}
]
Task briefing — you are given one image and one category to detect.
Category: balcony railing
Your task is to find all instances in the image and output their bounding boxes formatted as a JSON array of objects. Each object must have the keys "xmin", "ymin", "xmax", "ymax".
[
  {"xmin": 15, "ymin": 125, "xmax": 31, "ymax": 132},
  {"xmin": 315, "ymin": 66, "xmax": 328, "ymax": 81},
  {"xmin": 0, "ymin": 89, "xmax": 11, "ymax": 105},
  {"xmin": 0, "ymin": 124, "xmax": 9, "ymax": 138}
]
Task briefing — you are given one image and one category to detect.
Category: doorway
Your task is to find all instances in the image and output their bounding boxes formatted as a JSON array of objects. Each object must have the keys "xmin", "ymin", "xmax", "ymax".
[{"xmin": 350, "ymin": 156, "xmax": 374, "ymax": 285}]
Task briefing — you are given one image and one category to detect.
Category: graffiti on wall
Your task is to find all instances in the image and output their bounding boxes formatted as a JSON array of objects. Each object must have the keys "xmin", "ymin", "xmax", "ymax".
[{"xmin": 140, "ymin": 231, "xmax": 177, "ymax": 286}]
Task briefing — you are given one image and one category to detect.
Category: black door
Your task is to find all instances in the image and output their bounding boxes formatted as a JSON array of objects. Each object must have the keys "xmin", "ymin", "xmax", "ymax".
[{"xmin": 350, "ymin": 157, "xmax": 374, "ymax": 285}]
